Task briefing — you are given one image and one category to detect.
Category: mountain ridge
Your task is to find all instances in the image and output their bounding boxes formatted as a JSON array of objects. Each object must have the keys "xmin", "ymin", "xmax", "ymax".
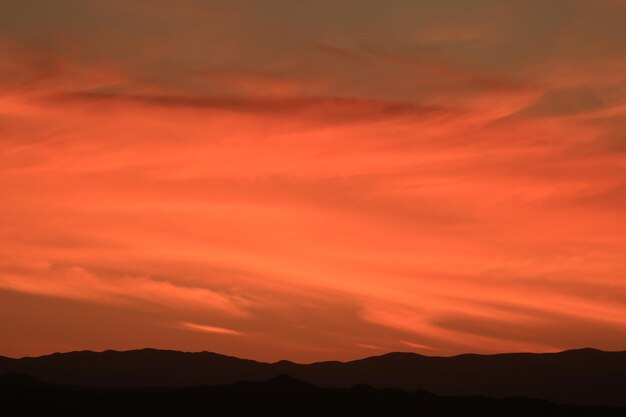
[
  {"xmin": 2, "ymin": 346, "xmax": 618, "ymax": 363},
  {"xmin": 2, "ymin": 372, "xmax": 624, "ymax": 416},
  {"xmin": 1, "ymin": 347, "xmax": 625, "ymax": 406}
]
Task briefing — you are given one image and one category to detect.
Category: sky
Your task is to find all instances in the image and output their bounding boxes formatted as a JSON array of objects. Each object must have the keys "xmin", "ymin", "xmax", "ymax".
[{"xmin": 1, "ymin": 0, "xmax": 625, "ymax": 362}]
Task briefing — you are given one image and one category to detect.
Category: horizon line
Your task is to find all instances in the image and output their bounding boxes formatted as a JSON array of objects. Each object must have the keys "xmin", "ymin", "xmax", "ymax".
[{"xmin": 2, "ymin": 346, "xmax": 622, "ymax": 365}]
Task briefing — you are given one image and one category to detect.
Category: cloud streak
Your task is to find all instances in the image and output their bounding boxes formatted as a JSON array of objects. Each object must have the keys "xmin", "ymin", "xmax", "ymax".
[
  {"xmin": 0, "ymin": 264, "xmax": 249, "ymax": 317},
  {"xmin": 180, "ymin": 322, "xmax": 243, "ymax": 336}
]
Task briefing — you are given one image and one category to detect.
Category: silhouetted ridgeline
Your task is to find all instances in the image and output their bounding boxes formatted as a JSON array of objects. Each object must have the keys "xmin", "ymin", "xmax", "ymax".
[
  {"xmin": 1, "ymin": 348, "xmax": 625, "ymax": 407},
  {"xmin": 1, "ymin": 373, "xmax": 624, "ymax": 416}
]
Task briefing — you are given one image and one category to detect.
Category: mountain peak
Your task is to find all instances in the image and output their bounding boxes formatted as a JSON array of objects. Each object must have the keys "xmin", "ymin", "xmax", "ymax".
[
  {"xmin": 562, "ymin": 347, "xmax": 603, "ymax": 353},
  {"xmin": 0, "ymin": 373, "xmax": 48, "ymax": 387},
  {"xmin": 268, "ymin": 374, "xmax": 313, "ymax": 387}
]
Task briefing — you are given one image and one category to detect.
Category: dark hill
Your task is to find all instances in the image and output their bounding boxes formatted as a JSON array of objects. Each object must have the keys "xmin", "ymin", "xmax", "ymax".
[
  {"xmin": 1, "ymin": 347, "xmax": 625, "ymax": 406},
  {"xmin": 0, "ymin": 373, "xmax": 624, "ymax": 416}
]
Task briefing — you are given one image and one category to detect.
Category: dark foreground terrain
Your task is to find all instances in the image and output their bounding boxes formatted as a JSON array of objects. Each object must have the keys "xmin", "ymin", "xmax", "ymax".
[
  {"xmin": 1, "ymin": 373, "xmax": 624, "ymax": 417},
  {"xmin": 2, "ymin": 347, "xmax": 626, "ymax": 406}
]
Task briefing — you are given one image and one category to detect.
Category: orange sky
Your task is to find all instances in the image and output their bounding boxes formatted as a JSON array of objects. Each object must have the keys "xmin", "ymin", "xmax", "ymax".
[{"xmin": 1, "ymin": 0, "xmax": 626, "ymax": 362}]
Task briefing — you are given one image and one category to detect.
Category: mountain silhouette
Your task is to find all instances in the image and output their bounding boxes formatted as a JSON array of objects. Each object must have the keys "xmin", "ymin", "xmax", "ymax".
[
  {"xmin": 1, "ymin": 347, "xmax": 625, "ymax": 406},
  {"xmin": 0, "ymin": 372, "xmax": 49, "ymax": 387},
  {"xmin": 0, "ymin": 372, "xmax": 624, "ymax": 416}
]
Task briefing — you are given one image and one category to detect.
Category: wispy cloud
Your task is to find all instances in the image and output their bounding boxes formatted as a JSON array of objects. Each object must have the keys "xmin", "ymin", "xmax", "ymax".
[
  {"xmin": 180, "ymin": 322, "xmax": 243, "ymax": 336},
  {"xmin": 0, "ymin": 264, "xmax": 249, "ymax": 317}
]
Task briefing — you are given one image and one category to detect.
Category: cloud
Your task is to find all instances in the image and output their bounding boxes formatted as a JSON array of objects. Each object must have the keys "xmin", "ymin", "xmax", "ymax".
[
  {"xmin": 180, "ymin": 322, "xmax": 243, "ymax": 336},
  {"xmin": 51, "ymin": 91, "xmax": 451, "ymax": 125},
  {"xmin": 519, "ymin": 87, "xmax": 607, "ymax": 117},
  {"xmin": 0, "ymin": 264, "xmax": 249, "ymax": 317},
  {"xmin": 400, "ymin": 341, "xmax": 437, "ymax": 352}
]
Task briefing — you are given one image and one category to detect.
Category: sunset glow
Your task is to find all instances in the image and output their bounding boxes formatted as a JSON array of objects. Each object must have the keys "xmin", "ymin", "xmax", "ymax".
[{"xmin": 1, "ymin": 0, "xmax": 625, "ymax": 362}]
